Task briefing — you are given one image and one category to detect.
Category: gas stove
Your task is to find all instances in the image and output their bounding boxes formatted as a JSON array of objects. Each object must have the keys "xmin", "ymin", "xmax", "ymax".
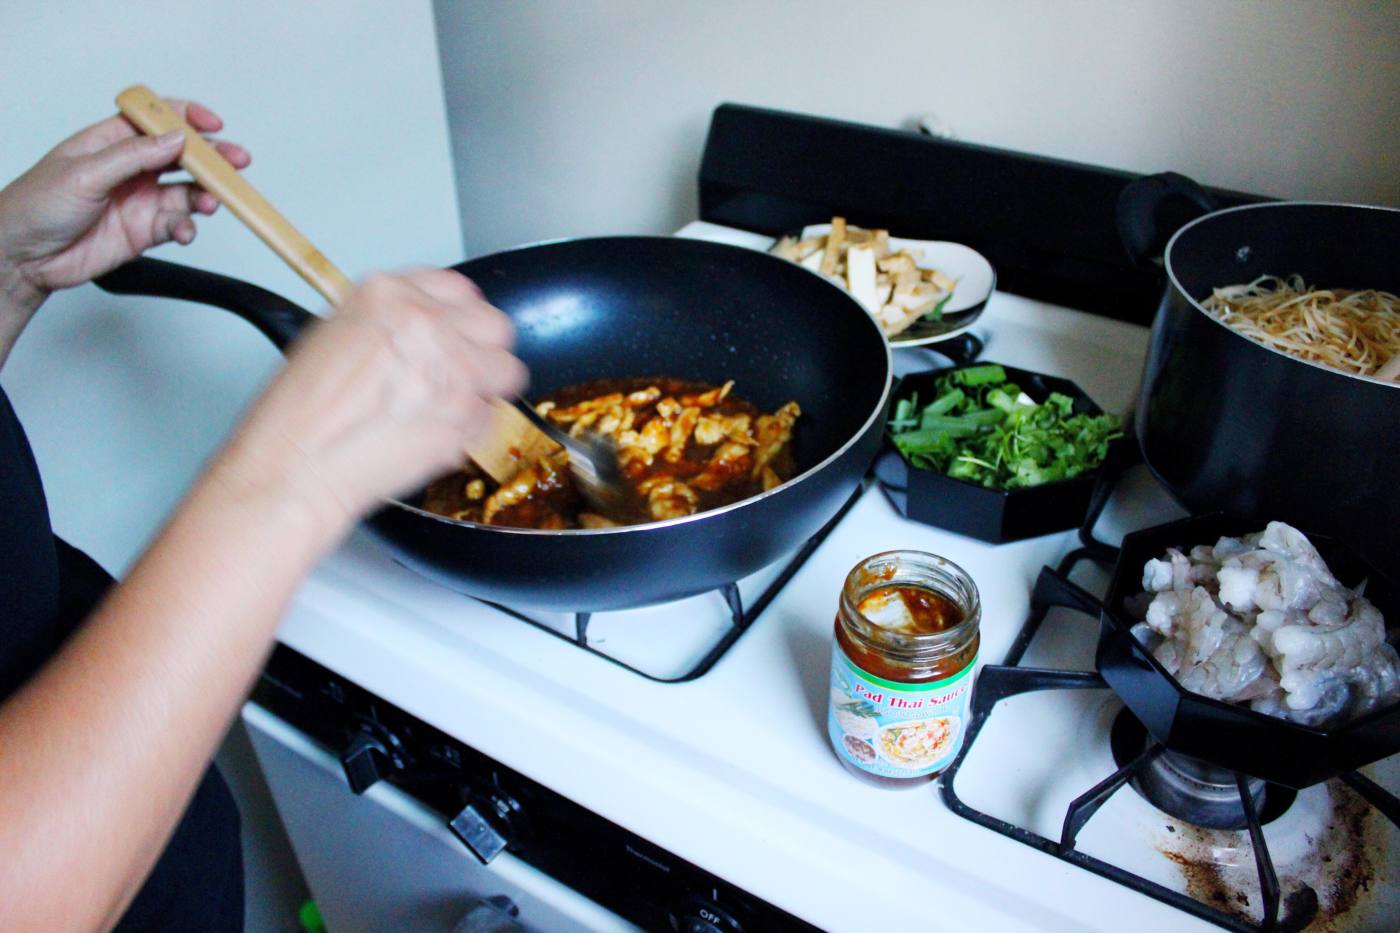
[{"xmin": 244, "ymin": 107, "xmax": 1398, "ymax": 932}]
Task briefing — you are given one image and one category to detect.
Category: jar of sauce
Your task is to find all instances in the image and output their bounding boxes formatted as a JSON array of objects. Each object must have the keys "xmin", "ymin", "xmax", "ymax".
[{"xmin": 827, "ymin": 550, "xmax": 980, "ymax": 786}]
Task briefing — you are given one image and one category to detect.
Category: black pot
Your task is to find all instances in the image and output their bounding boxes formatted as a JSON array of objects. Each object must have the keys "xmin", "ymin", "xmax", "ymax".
[
  {"xmin": 875, "ymin": 363, "xmax": 1115, "ymax": 543},
  {"xmin": 1121, "ymin": 179, "xmax": 1400, "ymax": 579}
]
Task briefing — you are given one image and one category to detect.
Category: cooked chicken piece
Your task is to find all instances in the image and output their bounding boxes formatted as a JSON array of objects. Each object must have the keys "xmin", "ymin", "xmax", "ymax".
[
  {"xmin": 655, "ymin": 397, "xmax": 682, "ymax": 421},
  {"xmin": 617, "ymin": 415, "xmax": 673, "ymax": 470},
  {"xmin": 693, "ymin": 416, "xmax": 725, "ymax": 446},
  {"xmin": 680, "ymin": 380, "xmax": 734, "ymax": 408},
  {"xmin": 691, "ymin": 412, "xmax": 756, "ymax": 448},
  {"xmin": 719, "ymin": 412, "xmax": 755, "ymax": 445},
  {"xmin": 691, "ymin": 441, "xmax": 754, "ymax": 491},
  {"xmin": 760, "ymin": 464, "xmax": 783, "ymax": 491},
  {"xmin": 665, "ymin": 406, "xmax": 701, "ymax": 463},
  {"xmin": 534, "ymin": 400, "xmax": 556, "ymax": 417},
  {"xmin": 639, "ymin": 416, "xmax": 671, "ymax": 453},
  {"xmin": 548, "ymin": 393, "xmax": 625, "ymax": 422},
  {"xmin": 568, "ymin": 410, "xmax": 602, "ymax": 436},
  {"xmin": 578, "ymin": 512, "xmax": 620, "ymax": 529},
  {"xmin": 595, "ymin": 404, "xmax": 629, "ymax": 437},
  {"xmin": 465, "ymin": 479, "xmax": 486, "ymax": 501},
  {"xmin": 638, "ymin": 476, "xmax": 699, "ymax": 520},
  {"xmin": 481, "ymin": 464, "xmax": 542, "ymax": 524},
  {"xmin": 752, "ymin": 401, "xmax": 801, "ymax": 478},
  {"xmin": 626, "ymin": 386, "xmax": 662, "ymax": 407}
]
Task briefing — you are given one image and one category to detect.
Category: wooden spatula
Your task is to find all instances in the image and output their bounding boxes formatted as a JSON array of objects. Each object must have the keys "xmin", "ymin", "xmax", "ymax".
[{"xmin": 115, "ymin": 84, "xmax": 555, "ymax": 483}]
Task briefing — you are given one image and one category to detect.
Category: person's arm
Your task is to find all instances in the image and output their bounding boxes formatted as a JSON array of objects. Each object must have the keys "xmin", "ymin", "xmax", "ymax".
[
  {"xmin": 0, "ymin": 268, "xmax": 525, "ymax": 931},
  {"xmin": 0, "ymin": 104, "xmax": 527, "ymax": 930}
]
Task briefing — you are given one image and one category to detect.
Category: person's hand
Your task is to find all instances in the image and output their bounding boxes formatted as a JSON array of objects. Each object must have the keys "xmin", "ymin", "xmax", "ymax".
[
  {"xmin": 0, "ymin": 99, "xmax": 250, "ymax": 304},
  {"xmin": 209, "ymin": 269, "xmax": 527, "ymax": 547}
]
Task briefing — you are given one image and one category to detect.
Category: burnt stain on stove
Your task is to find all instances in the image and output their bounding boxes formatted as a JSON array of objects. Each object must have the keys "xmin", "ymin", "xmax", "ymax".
[{"xmin": 1155, "ymin": 780, "xmax": 1384, "ymax": 931}]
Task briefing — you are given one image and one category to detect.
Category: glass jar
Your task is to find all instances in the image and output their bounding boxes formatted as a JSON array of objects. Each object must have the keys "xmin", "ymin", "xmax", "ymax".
[{"xmin": 827, "ymin": 550, "xmax": 980, "ymax": 787}]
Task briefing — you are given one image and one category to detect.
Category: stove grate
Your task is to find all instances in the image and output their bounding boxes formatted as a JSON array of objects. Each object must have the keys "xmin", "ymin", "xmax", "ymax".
[
  {"xmin": 476, "ymin": 487, "xmax": 863, "ymax": 683},
  {"xmin": 940, "ymin": 547, "xmax": 1400, "ymax": 932}
]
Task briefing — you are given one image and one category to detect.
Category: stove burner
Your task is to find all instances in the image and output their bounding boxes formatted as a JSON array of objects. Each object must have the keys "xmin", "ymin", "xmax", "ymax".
[{"xmin": 1107, "ymin": 708, "xmax": 1296, "ymax": 830}]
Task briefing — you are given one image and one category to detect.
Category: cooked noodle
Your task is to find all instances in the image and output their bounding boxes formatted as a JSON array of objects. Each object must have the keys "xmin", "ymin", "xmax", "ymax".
[{"xmin": 1202, "ymin": 274, "xmax": 1400, "ymax": 378}]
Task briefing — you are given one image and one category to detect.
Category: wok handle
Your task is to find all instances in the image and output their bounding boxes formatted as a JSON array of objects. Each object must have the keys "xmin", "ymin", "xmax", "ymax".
[
  {"xmin": 1116, "ymin": 171, "xmax": 1216, "ymax": 270},
  {"xmin": 116, "ymin": 85, "xmax": 355, "ymax": 306},
  {"xmin": 95, "ymin": 257, "xmax": 315, "ymax": 352}
]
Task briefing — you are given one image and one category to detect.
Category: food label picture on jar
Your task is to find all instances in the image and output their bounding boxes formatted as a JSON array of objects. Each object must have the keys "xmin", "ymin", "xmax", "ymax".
[{"xmin": 828, "ymin": 551, "xmax": 980, "ymax": 782}]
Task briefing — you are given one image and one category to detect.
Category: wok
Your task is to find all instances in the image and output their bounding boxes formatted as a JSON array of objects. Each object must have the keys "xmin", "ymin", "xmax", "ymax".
[
  {"xmin": 96, "ymin": 237, "xmax": 891, "ymax": 611},
  {"xmin": 1118, "ymin": 176, "xmax": 1400, "ymax": 580}
]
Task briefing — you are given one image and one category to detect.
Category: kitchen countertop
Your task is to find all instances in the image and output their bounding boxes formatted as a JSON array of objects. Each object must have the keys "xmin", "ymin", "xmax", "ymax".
[{"xmin": 268, "ymin": 222, "xmax": 1208, "ymax": 931}]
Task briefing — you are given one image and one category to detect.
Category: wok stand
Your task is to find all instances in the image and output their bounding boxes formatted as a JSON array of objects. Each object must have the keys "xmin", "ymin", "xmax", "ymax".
[{"xmin": 464, "ymin": 487, "xmax": 863, "ymax": 683}]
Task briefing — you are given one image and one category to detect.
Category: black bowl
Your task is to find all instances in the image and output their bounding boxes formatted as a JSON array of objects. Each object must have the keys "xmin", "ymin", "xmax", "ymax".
[
  {"xmin": 875, "ymin": 362, "xmax": 1116, "ymax": 543},
  {"xmin": 1099, "ymin": 512, "xmax": 1400, "ymax": 789}
]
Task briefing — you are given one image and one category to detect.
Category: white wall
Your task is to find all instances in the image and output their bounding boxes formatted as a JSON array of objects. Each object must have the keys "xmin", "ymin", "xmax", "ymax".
[
  {"xmin": 1, "ymin": 0, "xmax": 464, "ymax": 574},
  {"xmin": 434, "ymin": 0, "xmax": 1400, "ymax": 256}
]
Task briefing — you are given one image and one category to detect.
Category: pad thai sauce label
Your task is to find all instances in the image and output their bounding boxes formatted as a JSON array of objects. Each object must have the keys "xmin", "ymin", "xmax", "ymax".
[{"xmin": 828, "ymin": 581, "xmax": 979, "ymax": 779}]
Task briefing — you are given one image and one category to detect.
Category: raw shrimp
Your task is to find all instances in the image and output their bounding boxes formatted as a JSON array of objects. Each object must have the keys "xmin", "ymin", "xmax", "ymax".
[{"xmin": 1128, "ymin": 521, "xmax": 1399, "ymax": 727}]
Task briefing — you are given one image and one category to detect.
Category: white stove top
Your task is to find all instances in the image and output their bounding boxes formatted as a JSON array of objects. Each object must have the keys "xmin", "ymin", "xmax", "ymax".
[{"xmin": 271, "ymin": 222, "xmax": 1399, "ymax": 932}]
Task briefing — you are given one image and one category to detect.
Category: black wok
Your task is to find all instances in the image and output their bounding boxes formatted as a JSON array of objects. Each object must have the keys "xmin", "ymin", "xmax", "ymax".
[{"xmin": 97, "ymin": 237, "xmax": 891, "ymax": 611}]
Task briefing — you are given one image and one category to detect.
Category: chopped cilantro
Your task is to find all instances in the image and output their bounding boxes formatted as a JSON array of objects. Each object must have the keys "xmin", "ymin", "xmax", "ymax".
[{"xmin": 889, "ymin": 365, "xmax": 1123, "ymax": 490}]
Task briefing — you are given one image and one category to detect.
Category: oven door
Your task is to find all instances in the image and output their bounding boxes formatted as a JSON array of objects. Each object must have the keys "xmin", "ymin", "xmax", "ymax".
[{"xmin": 242, "ymin": 704, "xmax": 638, "ymax": 933}]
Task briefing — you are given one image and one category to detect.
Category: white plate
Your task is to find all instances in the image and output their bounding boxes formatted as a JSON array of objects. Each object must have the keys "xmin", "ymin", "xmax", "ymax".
[{"xmin": 778, "ymin": 224, "xmax": 997, "ymax": 348}]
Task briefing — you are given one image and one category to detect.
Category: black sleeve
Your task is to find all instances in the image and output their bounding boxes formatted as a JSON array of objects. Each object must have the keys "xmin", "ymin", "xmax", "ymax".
[{"xmin": 52, "ymin": 537, "xmax": 116, "ymax": 636}]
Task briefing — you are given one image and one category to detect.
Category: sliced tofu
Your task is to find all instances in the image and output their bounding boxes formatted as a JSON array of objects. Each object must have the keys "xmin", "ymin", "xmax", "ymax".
[
  {"xmin": 873, "ymin": 229, "xmax": 891, "ymax": 260},
  {"xmin": 875, "ymin": 302, "xmax": 925, "ymax": 337},
  {"xmin": 878, "ymin": 253, "xmax": 917, "ymax": 275},
  {"xmin": 893, "ymin": 266, "xmax": 921, "ymax": 292},
  {"xmin": 844, "ymin": 243, "xmax": 880, "ymax": 314},
  {"xmin": 799, "ymin": 248, "xmax": 825, "ymax": 273},
  {"xmin": 889, "ymin": 280, "xmax": 945, "ymax": 317},
  {"xmin": 925, "ymin": 268, "xmax": 956, "ymax": 292},
  {"xmin": 771, "ymin": 236, "xmax": 800, "ymax": 261},
  {"xmin": 820, "ymin": 216, "xmax": 847, "ymax": 275}
]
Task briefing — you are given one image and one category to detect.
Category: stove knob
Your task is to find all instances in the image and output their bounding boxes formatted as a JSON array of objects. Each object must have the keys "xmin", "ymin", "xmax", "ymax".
[
  {"xmin": 448, "ymin": 802, "xmax": 509, "ymax": 864},
  {"xmin": 671, "ymin": 898, "xmax": 743, "ymax": 933},
  {"xmin": 340, "ymin": 731, "xmax": 393, "ymax": 795}
]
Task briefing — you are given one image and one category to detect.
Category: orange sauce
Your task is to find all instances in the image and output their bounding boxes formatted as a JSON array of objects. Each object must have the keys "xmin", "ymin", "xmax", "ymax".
[{"xmin": 836, "ymin": 584, "xmax": 978, "ymax": 684}]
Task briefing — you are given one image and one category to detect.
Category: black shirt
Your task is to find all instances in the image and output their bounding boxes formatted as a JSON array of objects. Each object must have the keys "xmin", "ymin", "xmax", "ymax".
[{"xmin": 1, "ymin": 386, "xmax": 244, "ymax": 931}]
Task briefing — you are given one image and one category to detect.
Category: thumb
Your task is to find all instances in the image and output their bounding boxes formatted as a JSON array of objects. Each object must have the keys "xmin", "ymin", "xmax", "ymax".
[{"xmin": 77, "ymin": 130, "xmax": 185, "ymax": 194}]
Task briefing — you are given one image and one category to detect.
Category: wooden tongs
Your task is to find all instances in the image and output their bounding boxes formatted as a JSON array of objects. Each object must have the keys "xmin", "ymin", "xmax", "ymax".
[{"xmin": 115, "ymin": 84, "xmax": 554, "ymax": 483}]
